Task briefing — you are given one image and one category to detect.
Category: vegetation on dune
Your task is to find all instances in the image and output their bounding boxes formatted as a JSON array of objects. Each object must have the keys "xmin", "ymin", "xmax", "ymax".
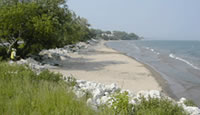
[
  {"xmin": 0, "ymin": 62, "xmax": 96, "ymax": 115},
  {"xmin": 0, "ymin": 62, "xmax": 189, "ymax": 114},
  {"xmin": 100, "ymin": 91, "xmax": 188, "ymax": 115},
  {"xmin": 133, "ymin": 96, "xmax": 188, "ymax": 115},
  {"xmin": 183, "ymin": 99, "xmax": 197, "ymax": 107}
]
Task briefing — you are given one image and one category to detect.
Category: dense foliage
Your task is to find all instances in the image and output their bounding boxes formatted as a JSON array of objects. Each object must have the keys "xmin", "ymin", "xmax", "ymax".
[{"xmin": 0, "ymin": 0, "xmax": 90, "ymax": 58}]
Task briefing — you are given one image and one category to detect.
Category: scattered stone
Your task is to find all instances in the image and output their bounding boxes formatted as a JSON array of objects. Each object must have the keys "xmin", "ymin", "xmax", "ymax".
[{"xmin": 136, "ymin": 90, "xmax": 161, "ymax": 99}]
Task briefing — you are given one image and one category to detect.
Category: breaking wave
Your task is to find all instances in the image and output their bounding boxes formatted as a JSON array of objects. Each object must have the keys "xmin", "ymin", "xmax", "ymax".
[{"xmin": 169, "ymin": 54, "xmax": 200, "ymax": 70}]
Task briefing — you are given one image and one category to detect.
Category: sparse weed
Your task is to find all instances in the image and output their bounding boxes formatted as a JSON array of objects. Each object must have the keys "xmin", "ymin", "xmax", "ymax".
[{"xmin": 184, "ymin": 99, "xmax": 197, "ymax": 107}]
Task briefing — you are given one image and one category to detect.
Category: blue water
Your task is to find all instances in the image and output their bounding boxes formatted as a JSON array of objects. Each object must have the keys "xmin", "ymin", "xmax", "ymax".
[{"xmin": 106, "ymin": 40, "xmax": 200, "ymax": 106}]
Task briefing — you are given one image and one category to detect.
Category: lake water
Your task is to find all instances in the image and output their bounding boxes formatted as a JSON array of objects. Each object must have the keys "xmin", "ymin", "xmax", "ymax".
[{"xmin": 106, "ymin": 40, "xmax": 200, "ymax": 106}]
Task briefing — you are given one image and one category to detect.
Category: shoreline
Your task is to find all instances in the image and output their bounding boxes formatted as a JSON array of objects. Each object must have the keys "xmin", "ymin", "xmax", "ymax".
[
  {"xmin": 50, "ymin": 40, "xmax": 164, "ymax": 94},
  {"xmin": 104, "ymin": 41, "xmax": 177, "ymax": 99}
]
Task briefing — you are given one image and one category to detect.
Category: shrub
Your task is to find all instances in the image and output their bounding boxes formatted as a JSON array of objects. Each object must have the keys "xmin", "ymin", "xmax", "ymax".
[
  {"xmin": 133, "ymin": 96, "xmax": 188, "ymax": 115},
  {"xmin": 109, "ymin": 91, "xmax": 133, "ymax": 115},
  {"xmin": 65, "ymin": 76, "xmax": 78, "ymax": 87},
  {"xmin": 0, "ymin": 46, "xmax": 8, "ymax": 60},
  {"xmin": 184, "ymin": 99, "xmax": 197, "ymax": 107}
]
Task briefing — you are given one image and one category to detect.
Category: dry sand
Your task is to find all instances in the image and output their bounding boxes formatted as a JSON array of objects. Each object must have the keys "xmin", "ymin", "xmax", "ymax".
[{"xmin": 50, "ymin": 41, "xmax": 163, "ymax": 93}]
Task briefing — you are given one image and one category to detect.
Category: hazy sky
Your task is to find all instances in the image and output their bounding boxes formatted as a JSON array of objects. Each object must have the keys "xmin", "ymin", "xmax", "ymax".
[{"xmin": 68, "ymin": 0, "xmax": 200, "ymax": 40}]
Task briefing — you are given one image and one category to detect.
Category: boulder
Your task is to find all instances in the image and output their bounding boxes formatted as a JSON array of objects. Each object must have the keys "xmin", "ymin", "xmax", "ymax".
[
  {"xmin": 184, "ymin": 106, "xmax": 200, "ymax": 115},
  {"xmin": 136, "ymin": 90, "xmax": 161, "ymax": 99}
]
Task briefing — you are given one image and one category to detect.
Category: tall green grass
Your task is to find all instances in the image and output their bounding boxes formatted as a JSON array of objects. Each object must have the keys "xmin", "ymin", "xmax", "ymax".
[
  {"xmin": 0, "ymin": 62, "xmax": 96, "ymax": 115},
  {"xmin": 0, "ymin": 62, "xmax": 189, "ymax": 115}
]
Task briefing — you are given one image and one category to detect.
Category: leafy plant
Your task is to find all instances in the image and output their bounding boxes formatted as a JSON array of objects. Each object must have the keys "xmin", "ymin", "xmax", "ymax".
[
  {"xmin": 133, "ymin": 96, "xmax": 188, "ymax": 115},
  {"xmin": 109, "ymin": 91, "xmax": 133, "ymax": 115},
  {"xmin": 183, "ymin": 99, "xmax": 197, "ymax": 107},
  {"xmin": 66, "ymin": 76, "xmax": 77, "ymax": 87},
  {"xmin": 0, "ymin": 1, "xmax": 91, "ymax": 58}
]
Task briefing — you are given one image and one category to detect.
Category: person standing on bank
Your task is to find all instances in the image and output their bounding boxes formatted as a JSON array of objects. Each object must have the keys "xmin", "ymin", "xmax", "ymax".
[{"xmin": 10, "ymin": 48, "xmax": 16, "ymax": 61}]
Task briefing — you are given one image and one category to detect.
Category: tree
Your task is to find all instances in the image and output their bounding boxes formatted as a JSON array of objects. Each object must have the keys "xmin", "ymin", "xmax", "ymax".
[
  {"xmin": 0, "ymin": 0, "xmax": 89, "ymax": 58},
  {"xmin": 0, "ymin": 3, "xmax": 63, "ymax": 57}
]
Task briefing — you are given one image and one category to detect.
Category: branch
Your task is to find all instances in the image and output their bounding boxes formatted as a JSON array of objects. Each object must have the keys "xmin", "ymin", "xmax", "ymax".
[
  {"xmin": 0, "ymin": 38, "xmax": 8, "ymax": 48},
  {"xmin": 7, "ymin": 39, "xmax": 18, "ymax": 54}
]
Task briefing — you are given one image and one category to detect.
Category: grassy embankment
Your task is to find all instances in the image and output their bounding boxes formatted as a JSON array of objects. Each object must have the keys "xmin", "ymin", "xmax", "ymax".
[
  {"xmin": 0, "ymin": 62, "xmax": 188, "ymax": 115},
  {"xmin": 0, "ymin": 62, "xmax": 96, "ymax": 115}
]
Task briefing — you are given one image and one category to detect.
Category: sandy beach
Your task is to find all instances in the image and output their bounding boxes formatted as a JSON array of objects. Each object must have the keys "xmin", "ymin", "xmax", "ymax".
[{"xmin": 50, "ymin": 41, "xmax": 163, "ymax": 93}]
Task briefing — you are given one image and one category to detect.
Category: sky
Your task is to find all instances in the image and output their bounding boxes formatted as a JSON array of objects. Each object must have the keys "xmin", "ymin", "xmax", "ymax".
[{"xmin": 68, "ymin": 0, "xmax": 200, "ymax": 40}]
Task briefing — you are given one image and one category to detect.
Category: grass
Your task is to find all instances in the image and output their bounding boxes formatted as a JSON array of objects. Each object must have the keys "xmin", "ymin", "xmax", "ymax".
[
  {"xmin": 183, "ymin": 99, "xmax": 197, "ymax": 107},
  {"xmin": 0, "ymin": 62, "xmax": 96, "ymax": 115},
  {"xmin": 0, "ymin": 62, "xmax": 189, "ymax": 115},
  {"xmin": 133, "ymin": 96, "xmax": 188, "ymax": 115}
]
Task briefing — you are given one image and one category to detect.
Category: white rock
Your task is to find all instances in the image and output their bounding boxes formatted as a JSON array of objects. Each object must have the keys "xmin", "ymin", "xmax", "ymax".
[
  {"xmin": 129, "ymin": 99, "xmax": 136, "ymax": 105},
  {"xmin": 74, "ymin": 90, "xmax": 85, "ymax": 98},
  {"xmin": 92, "ymin": 88, "xmax": 102, "ymax": 100},
  {"xmin": 100, "ymin": 96, "xmax": 111, "ymax": 105},
  {"xmin": 136, "ymin": 90, "xmax": 161, "ymax": 99},
  {"xmin": 179, "ymin": 97, "xmax": 187, "ymax": 104},
  {"xmin": 87, "ymin": 98, "xmax": 97, "ymax": 110},
  {"xmin": 104, "ymin": 92, "xmax": 109, "ymax": 96},
  {"xmin": 184, "ymin": 106, "xmax": 200, "ymax": 115},
  {"xmin": 96, "ymin": 98, "xmax": 101, "ymax": 105},
  {"xmin": 105, "ymin": 83, "xmax": 119, "ymax": 93}
]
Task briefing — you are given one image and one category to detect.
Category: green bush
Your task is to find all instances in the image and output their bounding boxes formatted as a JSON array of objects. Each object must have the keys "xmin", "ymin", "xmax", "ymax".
[
  {"xmin": 183, "ymin": 99, "xmax": 197, "ymax": 107},
  {"xmin": 0, "ymin": 46, "xmax": 8, "ymax": 60},
  {"xmin": 109, "ymin": 91, "xmax": 133, "ymax": 115},
  {"xmin": 133, "ymin": 96, "xmax": 188, "ymax": 115},
  {"xmin": 0, "ymin": 62, "xmax": 96, "ymax": 115}
]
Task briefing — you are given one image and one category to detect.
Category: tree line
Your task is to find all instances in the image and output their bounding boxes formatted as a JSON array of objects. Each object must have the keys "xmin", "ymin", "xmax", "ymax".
[
  {"xmin": 90, "ymin": 29, "xmax": 141, "ymax": 40},
  {"xmin": 0, "ymin": 0, "xmax": 140, "ymax": 60}
]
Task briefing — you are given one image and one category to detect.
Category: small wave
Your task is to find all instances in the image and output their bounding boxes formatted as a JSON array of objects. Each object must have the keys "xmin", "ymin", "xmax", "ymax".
[
  {"xmin": 145, "ymin": 47, "xmax": 160, "ymax": 55},
  {"xmin": 169, "ymin": 54, "xmax": 200, "ymax": 70}
]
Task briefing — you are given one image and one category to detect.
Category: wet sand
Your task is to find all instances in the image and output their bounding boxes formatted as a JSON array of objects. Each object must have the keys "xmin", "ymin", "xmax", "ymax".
[{"xmin": 50, "ymin": 41, "xmax": 167, "ymax": 94}]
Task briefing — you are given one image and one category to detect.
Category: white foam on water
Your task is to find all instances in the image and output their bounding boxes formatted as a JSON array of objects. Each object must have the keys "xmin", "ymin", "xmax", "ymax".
[
  {"xmin": 145, "ymin": 47, "xmax": 160, "ymax": 55},
  {"xmin": 169, "ymin": 54, "xmax": 200, "ymax": 70}
]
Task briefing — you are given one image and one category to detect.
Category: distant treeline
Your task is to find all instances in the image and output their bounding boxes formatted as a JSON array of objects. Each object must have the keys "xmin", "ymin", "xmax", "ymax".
[
  {"xmin": 0, "ymin": 0, "xmax": 141, "ymax": 60},
  {"xmin": 90, "ymin": 29, "xmax": 142, "ymax": 40}
]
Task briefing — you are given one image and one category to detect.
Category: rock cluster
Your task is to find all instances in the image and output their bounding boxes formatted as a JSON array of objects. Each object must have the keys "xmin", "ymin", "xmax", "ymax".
[
  {"xmin": 73, "ymin": 80, "xmax": 120, "ymax": 109},
  {"xmin": 67, "ymin": 78, "xmax": 200, "ymax": 115},
  {"xmin": 178, "ymin": 98, "xmax": 200, "ymax": 115},
  {"xmin": 16, "ymin": 39, "xmax": 100, "ymax": 73},
  {"xmin": 16, "ymin": 58, "xmax": 52, "ymax": 73}
]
